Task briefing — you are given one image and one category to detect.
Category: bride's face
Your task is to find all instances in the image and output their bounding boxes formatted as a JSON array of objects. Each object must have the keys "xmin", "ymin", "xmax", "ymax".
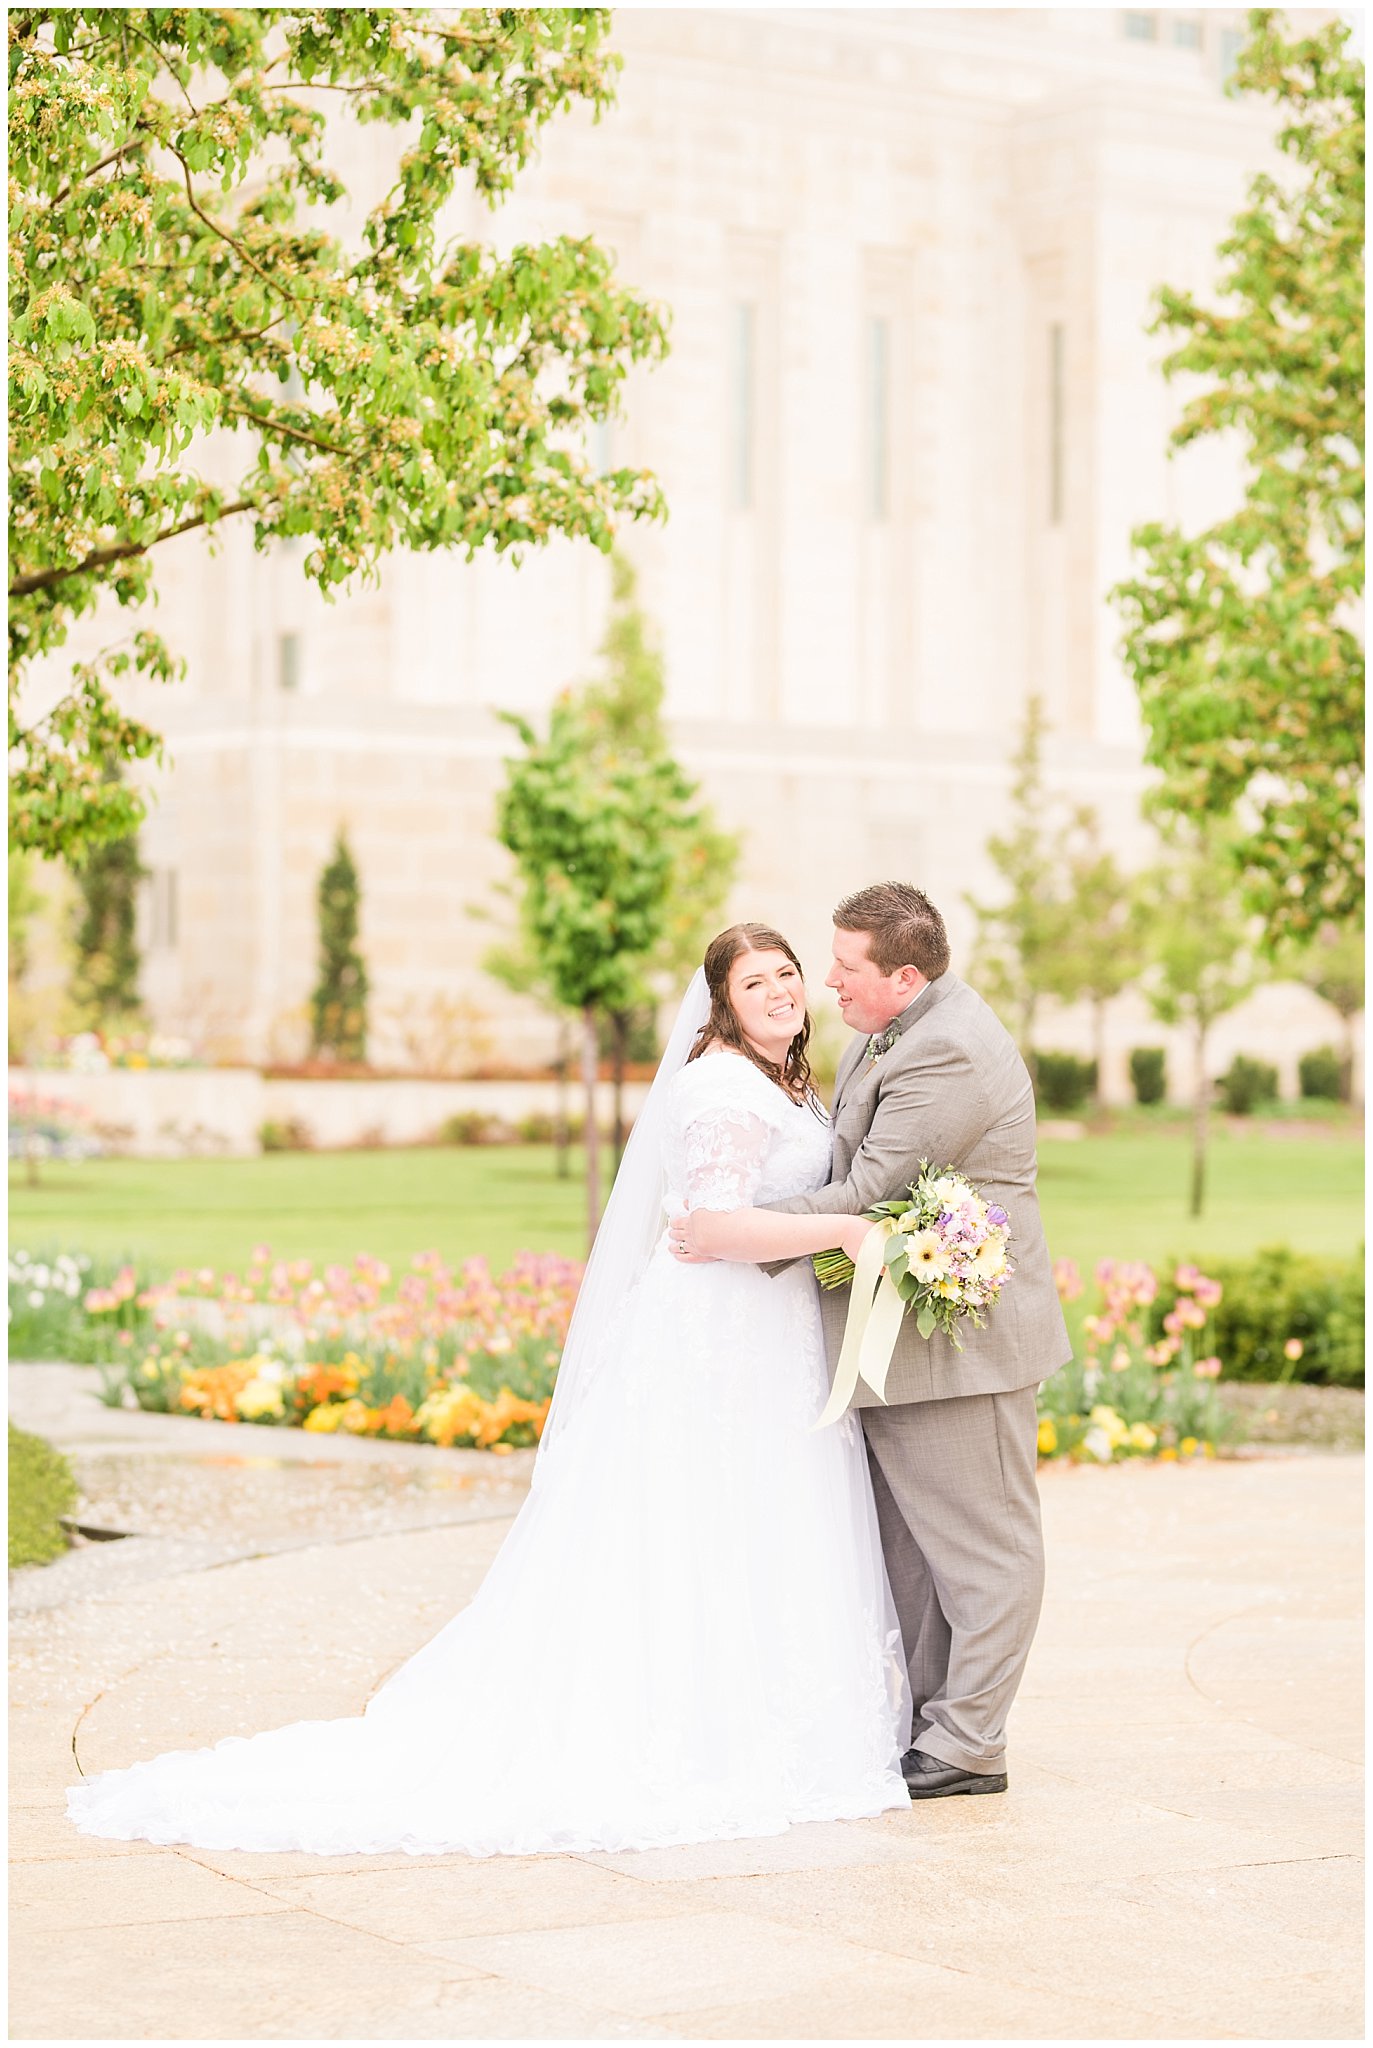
[{"xmin": 726, "ymin": 948, "xmax": 806, "ymax": 1061}]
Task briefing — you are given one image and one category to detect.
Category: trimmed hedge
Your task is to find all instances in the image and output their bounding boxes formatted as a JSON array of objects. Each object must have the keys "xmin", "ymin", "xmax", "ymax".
[
  {"xmin": 8, "ymin": 1423, "xmax": 77, "ymax": 1569},
  {"xmin": 1149, "ymin": 1246, "xmax": 1364, "ymax": 1386},
  {"xmin": 1217, "ymin": 1054, "xmax": 1279, "ymax": 1115},
  {"xmin": 1299, "ymin": 1046, "xmax": 1346, "ymax": 1101},
  {"xmin": 1129, "ymin": 1047, "xmax": 1167, "ymax": 1105},
  {"xmin": 1036, "ymin": 1052, "xmax": 1097, "ymax": 1114}
]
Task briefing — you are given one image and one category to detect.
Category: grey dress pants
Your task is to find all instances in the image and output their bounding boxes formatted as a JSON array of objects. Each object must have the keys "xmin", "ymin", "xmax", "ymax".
[{"xmin": 861, "ymin": 1384, "xmax": 1045, "ymax": 1773}]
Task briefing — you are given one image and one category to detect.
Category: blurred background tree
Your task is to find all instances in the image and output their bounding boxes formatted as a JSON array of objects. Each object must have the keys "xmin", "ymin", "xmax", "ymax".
[
  {"xmin": 496, "ymin": 688, "xmax": 699, "ymax": 1243},
  {"xmin": 1294, "ymin": 922, "xmax": 1364, "ymax": 1099},
  {"xmin": 489, "ymin": 554, "xmax": 738, "ymax": 1186},
  {"xmin": 310, "ymin": 830, "xmax": 369, "ymax": 1065},
  {"xmin": 1114, "ymin": 8, "xmax": 1364, "ymax": 951},
  {"xmin": 579, "ymin": 555, "xmax": 738, "ymax": 1160},
  {"xmin": 1140, "ymin": 824, "xmax": 1265, "ymax": 1217},
  {"xmin": 1048, "ymin": 813, "xmax": 1154, "ymax": 1106},
  {"xmin": 966, "ymin": 696, "xmax": 1074, "ymax": 1069},
  {"xmin": 9, "ymin": 6, "xmax": 669, "ymax": 861},
  {"xmin": 70, "ymin": 822, "xmax": 146, "ymax": 1031}
]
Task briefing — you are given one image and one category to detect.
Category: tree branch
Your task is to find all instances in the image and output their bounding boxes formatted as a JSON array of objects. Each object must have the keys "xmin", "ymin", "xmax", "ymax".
[
  {"xmin": 220, "ymin": 403, "xmax": 349, "ymax": 457},
  {"xmin": 122, "ymin": 19, "xmax": 199, "ymax": 116},
  {"xmin": 51, "ymin": 135, "xmax": 145, "ymax": 207},
  {"xmin": 165, "ymin": 311, "xmax": 294, "ymax": 361},
  {"xmin": 9, "ymin": 500, "xmax": 258, "ymax": 598},
  {"xmin": 169, "ymin": 143, "xmax": 285, "ymax": 300}
]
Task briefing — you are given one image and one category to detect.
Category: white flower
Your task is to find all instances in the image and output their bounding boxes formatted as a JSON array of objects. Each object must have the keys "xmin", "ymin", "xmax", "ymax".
[
  {"xmin": 1082, "ymin": 1427, "xmax": 1114, "ymax": 1463},
  {"xmin": 33, "ymin": 1265, "xmax": 50, "ymax": 1288},
  {"xmin": 928, "ymin": 1177, "xmax": 964, "ymax": 1211},
  {"xmin": 973, "ymin": 1237, "xmax": 1007, "ymax": 1279},
  {"xmin": 905, "ymin": 1230, "xmax": 951, "ymax": 1279},
  {"xmin": 27, "ymin": 1290, "xmax": 45, "ymax": 1307}
]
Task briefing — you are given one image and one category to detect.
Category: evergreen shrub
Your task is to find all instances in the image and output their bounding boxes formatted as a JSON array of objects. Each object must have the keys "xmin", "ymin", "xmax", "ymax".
[
  {"xmin": 9, "ymin": 1423, "xmax": 77, "ymax": 1569},
  {"xmin": 1217, "ymin": 1054, "xmax": 1279, "ymax": 1114},
  {"xmin": 1299, "ymin": 1045, "xmax": 1346, "ymax": 1100},
  {"xmin": 1035, "ymin": 1052, "xmax": 1097, "ymax": 1113},
  {"xmin": 1149, "ymin": 1246, "xmax": 1364, "ymax": 1386},
  {"xmin": 258, "ymin": 1118, "xmax": 314, "ymax": 1153},
  {"xmin": 1129, "ymin": 1047, "xmax": 1168, "ymax": 1105}
]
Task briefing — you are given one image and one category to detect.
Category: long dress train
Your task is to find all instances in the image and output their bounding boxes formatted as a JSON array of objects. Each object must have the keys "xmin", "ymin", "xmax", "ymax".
[{"xmin": 67, "ymin": 1052, "xmax": 909, "ymax": 1856}]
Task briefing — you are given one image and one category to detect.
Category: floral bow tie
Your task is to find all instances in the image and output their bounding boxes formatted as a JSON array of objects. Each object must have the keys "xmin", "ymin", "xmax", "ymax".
[{"xmin": 865, "ymin": 1025, "xmax": 899, "ymax": 1062}]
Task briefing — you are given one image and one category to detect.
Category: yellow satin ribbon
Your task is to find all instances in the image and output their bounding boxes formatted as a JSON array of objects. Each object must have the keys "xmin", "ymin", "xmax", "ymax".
[{"xmin": 813, "ymin": 1219, "xmax": 908, "ymax": 1430}]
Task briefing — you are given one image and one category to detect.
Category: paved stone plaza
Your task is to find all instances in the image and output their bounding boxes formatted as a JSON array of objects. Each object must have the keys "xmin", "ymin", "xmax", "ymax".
[{"xmin": 9, "ymin": 1365, "xmax": 1364, "ymax": 2041}]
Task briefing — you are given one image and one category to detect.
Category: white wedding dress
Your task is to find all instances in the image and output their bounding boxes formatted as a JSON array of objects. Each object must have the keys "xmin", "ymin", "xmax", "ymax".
[{"xmin": 67, "ymin": 1049, "xmax": 910, "ymax": 1857}]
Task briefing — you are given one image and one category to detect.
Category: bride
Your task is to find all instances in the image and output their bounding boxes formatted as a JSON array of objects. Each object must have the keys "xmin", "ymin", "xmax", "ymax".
[{"xmin": 68, "ymin": 923, "xmax": 911, "ymax": 1857}]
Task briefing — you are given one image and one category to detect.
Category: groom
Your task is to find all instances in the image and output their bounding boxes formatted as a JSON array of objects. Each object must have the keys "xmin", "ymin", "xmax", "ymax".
[{"xmin": 688, "ymin": 882, "xmax": 1071, "ymax": 1799}]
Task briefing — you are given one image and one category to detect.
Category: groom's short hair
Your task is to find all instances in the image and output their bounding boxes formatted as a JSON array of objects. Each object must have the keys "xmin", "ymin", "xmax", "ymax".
[{"xmin": 834, "ymin": 882, "xmax": 950, "ymax": 980}]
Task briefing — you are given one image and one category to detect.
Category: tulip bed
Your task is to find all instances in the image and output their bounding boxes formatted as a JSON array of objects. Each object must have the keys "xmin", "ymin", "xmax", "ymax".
[
  {"xmin": 14, "ymin": 1247, "xmax": 581, "ymax": 1452},
  {"xmin": 1039, "ymin": 1259, "xmax": 1236, "ymax": 1461},
  {"xmin": 10, "ymin": 1244, "xmax": 1251, "ymax": 1462}
]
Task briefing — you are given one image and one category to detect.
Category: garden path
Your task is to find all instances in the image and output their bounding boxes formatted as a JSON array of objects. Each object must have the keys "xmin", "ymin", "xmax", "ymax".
[{"xmin": 9, "ymin": 1364, "xmax": 1364, "ymax": 2041}]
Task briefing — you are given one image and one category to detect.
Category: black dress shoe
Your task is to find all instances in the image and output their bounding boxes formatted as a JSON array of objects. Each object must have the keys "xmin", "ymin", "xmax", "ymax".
[{"xmin": 901, "ymin": 1747, "xmax": 1008, "ymax": 1799}]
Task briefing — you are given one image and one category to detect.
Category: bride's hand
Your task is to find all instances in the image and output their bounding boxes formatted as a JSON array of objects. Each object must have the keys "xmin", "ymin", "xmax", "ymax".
[
  {"xmin": 838, "ymin": 1216, "xmax": 877, "ymax": 1264},
  {"xmin": 668, "ymin": 1208, "xmax": 719, "ymax": 1262}
]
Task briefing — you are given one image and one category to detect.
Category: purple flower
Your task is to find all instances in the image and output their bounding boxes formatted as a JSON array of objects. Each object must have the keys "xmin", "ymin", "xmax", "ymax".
[{"xmin": 987, "ymin": 1206, "xmax": 1008, "ymax": 1228}]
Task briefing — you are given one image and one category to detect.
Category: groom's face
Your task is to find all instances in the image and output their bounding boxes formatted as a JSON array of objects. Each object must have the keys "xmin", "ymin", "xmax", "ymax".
[{"xmin": 825, "ymin": 928, "xmax": 921, "ymax": 1035}]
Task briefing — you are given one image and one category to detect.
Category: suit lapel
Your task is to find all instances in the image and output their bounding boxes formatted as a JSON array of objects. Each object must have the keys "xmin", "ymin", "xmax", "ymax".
[
  {"xmin": 832, "ymin": 1036, "xmax": 868, "ymax": 1119},
  {"xmin": 831, "ymin": 976, "xmax": 960, "ymax": 1120}
]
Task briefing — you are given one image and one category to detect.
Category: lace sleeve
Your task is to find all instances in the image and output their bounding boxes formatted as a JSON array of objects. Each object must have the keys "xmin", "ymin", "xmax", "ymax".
[{"xmin": 681, "ymin": 1106, "xmax": 775, "ymax": 1210}]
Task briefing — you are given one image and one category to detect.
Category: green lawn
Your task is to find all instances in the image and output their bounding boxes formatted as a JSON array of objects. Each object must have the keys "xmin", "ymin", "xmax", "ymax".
[
  {"xmin": 9, "ymin": 1126, "xmax": 1363, "ymax": 1283},
  {"xmin": 1035, "ymin": 1127, "xmax": 1362, "ymax": 1278}
]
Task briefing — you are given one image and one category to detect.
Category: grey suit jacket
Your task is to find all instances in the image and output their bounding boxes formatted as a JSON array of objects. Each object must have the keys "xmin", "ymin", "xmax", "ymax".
[{"xmin": 766, "ymin": 973, "xmax": 1071, "ymax": 1407}]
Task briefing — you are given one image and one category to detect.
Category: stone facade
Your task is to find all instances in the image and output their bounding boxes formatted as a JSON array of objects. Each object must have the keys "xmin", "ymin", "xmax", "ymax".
[{"xmin": 24, "ymin": 8, "xmax": 1356, "ymax": 1095}]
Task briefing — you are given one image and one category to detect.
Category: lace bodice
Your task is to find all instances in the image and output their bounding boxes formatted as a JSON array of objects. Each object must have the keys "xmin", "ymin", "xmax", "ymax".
[{"xmin": 662, "ymin": 1053, "xmax": 833, "ymax": 1213}]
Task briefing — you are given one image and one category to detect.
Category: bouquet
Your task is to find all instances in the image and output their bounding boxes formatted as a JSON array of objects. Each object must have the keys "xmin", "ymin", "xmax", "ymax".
[{"xmin": 813, "ymin": 1162, "xmax": 1013, "ymax": 1349}]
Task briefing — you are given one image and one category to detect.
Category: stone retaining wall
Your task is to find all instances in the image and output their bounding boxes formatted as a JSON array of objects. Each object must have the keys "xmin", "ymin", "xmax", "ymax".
[{"xmin": 9, "ymin": 1067, "xmax": 653, "ymax": 1159}]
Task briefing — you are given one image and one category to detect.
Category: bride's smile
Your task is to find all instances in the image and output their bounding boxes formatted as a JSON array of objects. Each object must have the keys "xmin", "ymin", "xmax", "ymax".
[{"xmin": 726, "ymin": 948, "xmax": 806, "ymax": 1063}]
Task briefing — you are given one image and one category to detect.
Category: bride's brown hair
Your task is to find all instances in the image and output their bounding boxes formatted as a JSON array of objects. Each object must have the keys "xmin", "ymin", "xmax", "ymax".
[{"xmin": 686, "ymin": 923, "xmax": 816, "ymax": 1104}]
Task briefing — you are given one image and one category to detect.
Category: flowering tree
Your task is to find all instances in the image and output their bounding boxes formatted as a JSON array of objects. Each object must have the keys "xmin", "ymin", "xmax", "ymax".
[
  {"xmin": 1113, "ymin": 10, "xmax": 1365, "ymax": 949},
  {"xmin": 9, "ymin": 8, "xmax": 668, "ymax": 859}
]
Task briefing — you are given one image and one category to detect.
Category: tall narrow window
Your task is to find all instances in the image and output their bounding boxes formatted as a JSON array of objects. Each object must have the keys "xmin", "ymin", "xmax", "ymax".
[
  {"xmin": 1048, "ymin": 322, "xmax": 1065, "ymax": 526},
  {"xmin": 867, "ymin": 316, "xmax": 890, "ymax": 522},
  {"xmin": 1123, "ymin": 12, "xmax": 1157, "ymax": 40},
  {"xmin": 278, "ymin": 631, "xmax": 300, "ymax": 692},
  {"xmin": 1219, "ymin": 27, "xmax": 1243, "ymax": 80},
  {"xmin": 1172, "ymin": 17, "xmax": 1202, "ymax": 48},
  {"xmin": 732, "ymin": 301, "xmax": 756, "ymax": 511},
  {"xmin": 162, "ymin": 870, "xmax": 178, "ymax": 951},
  {"xmin": 591, "ymin": 416, "xmax": 613, "ymax": 474},
  {"xmin": 151, "ymin": 869, "xmax": 178, "ymax": 950}
]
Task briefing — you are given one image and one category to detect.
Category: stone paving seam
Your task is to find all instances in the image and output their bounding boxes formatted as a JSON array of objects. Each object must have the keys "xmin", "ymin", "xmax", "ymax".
[
  {"xmin": 1183, "ymin": 1600, "xmax": 1277, "ymax": 1704},
  {"xmin": 699, "ymin": 1903, "xmax": 1222, "ymax": 2035}
]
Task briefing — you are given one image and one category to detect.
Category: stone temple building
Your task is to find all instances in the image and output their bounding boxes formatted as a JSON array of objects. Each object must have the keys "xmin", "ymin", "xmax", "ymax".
[{"xmin": 31, "ymin": 7, "xmax": 1353, "ymax": 1093}]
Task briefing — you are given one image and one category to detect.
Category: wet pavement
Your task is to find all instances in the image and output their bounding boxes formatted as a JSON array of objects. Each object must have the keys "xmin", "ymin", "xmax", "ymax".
[{"xmin": 8, "ymin": 1363, "xmax": 532, "ymax": 1617}]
